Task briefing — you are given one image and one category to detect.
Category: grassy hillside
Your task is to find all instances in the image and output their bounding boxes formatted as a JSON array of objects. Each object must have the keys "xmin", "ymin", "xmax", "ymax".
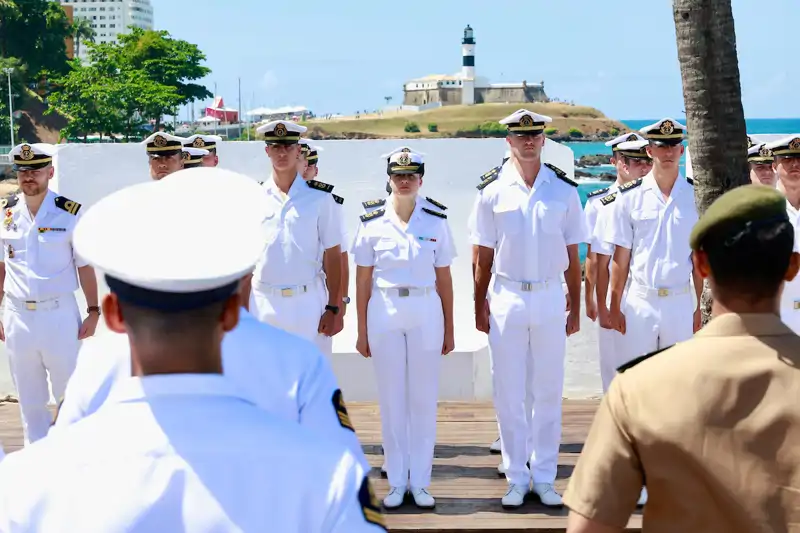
[{"xmin": 302, "ymin": 102, "xmax": 628, "ymax": 140}]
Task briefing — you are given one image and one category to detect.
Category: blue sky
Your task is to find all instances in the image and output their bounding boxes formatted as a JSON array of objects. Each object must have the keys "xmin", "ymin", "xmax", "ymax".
[{"xmin": 153, "ymin": 0, "xmax": 797, "ymax": 121}]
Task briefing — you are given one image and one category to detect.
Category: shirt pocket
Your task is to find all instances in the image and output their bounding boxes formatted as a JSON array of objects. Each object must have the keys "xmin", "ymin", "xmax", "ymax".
[
  {"xmin": 37, "ymin": 231, "xmax": 72, "ymax": 272},
  {"xmin": 493, "ymin": 204, "xmax": 522, "ymax": 236},
  {"xmin": 536, "ymin": 203, "xmax": 567, "ymax": 235},
  {"xmin": 2, "ymin": 230, "xmax": 25, "ymax": 261},
  {"xmin": 374, "ymin": 238, "xmax": 407, "ymax": 268},
  {"xmin": 631, "ymin": 209, "xmax": 660, "ymax": 246},
  {"xmin": 285, "ymin": 209, "xmax": 317, "ymax": 254}
]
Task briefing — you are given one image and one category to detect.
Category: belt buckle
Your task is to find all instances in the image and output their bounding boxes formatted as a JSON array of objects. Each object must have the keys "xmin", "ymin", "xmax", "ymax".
[
  {"xmin": 280, "ymin": 288, "xmax": 294, "ymax": 297},
  {"xmin": 794, "ymin": 301, "xmax": 800, "ymax": 310},
  {"xmin": 657, "ymin": 288, "xmax": 669, "ymax": 297},
  {"xmin": 25, "ymin": 301, "xmax": 36, "ymax": 311},
  {"xmin": 398, "ymin": 288, "xmax": 410, "ymax": 297},
  {"xmin": 521, "ymin": 282, "xmax": 533, "ymax": 292}
]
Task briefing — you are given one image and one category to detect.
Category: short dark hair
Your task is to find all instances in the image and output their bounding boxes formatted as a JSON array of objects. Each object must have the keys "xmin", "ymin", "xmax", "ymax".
[
  {"xmin": 119, "ymin": 298, "xmax": 229, "ymax": 342},
  {"xmin": 702, "ymin": 218, "xmax": 794, "ymax": 299}
]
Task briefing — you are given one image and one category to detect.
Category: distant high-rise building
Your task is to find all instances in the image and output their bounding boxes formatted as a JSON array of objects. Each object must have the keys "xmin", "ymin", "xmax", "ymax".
[{"xmin": 58, "ymin": 0, "xmax": 154, "ymax": 60}]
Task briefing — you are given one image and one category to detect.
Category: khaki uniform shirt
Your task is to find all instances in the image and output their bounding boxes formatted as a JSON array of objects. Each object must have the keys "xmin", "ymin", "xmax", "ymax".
[{"xmin": 564, "ymin": 313, "xmax": 800, "ymax": 532}]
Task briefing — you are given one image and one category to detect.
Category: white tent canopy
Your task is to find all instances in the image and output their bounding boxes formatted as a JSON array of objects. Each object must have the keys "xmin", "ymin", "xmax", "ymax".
[
  {"xmin": 197, "ymin": 116, "xmax": 220, "ymax": 123},
  {"xmin": 246, "ymin": 105, "xmax": 308, "ymax": 116}
]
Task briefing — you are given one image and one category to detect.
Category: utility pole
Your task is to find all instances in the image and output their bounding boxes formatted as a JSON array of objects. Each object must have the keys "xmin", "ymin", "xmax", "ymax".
[
  {"xmin": 3, "ymin": 68, "xmax": 14, "ymax": 147},
  {"xmin": 238, "ymin": 76, "xmax": 242, "ymax": 138},
  {"xmin": 213, "ymin": 82, "xmax": 218, "ymax": 136}
]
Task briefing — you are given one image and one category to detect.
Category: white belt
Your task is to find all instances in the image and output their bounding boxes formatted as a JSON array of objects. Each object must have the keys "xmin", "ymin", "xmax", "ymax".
[
  {"xmin": 496, "ymin": 275, "xmax": 557, "ymax": 292},
  {"xmin": 630, "ymin": 283, "xmax": 691, "ymax": 298},
  {"xmin": 257, "ymin": 283, "xmax": 313, "ymax": 298},
  {"xmin": 378, "ymin": 286, "xmax": 434, "ymax": 297},
  {"xmin": 6, "ymin": 295, "xmax": 64, "ymax": 311}
]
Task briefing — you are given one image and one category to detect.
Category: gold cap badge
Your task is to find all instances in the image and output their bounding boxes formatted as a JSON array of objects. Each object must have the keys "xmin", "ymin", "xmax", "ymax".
[
  {"xmin": 153, "ymin": 135, "xmax": 167, "ymax": 147},
  {"xmin": 519, "ymin": 115, "xmax": 534, "ymax": 127},
  {"xmin": 398, "ymin": 153, "xmax": 411, "ymax": 166},
  {"xmin": 659, "ymin": 120, "xmax": 675, "ymax": 135},
  {"xmin": 20, "ymin": 144, "xmax": 34, "ymax": 161},
  {"xmin": 790, "ymin": 138, "xmax": 800, "ymax": 151},
  {"xmin": 759, "ymin": 146, "xmax": 772, "ymax": 158},
  {"xmin": 192, "ymin": 138, "xmax": 205, "ymax": 148},
  {"xmin": 181, "ymin": 151, "xmax": 190, "ymax": 160},
  {"xmin": 274, "ymin": 123, "xmax": 287, "ymax": 137},
  {"xmin": 627, "ymin": 134, "xmax": 639, "ymax": 142}
]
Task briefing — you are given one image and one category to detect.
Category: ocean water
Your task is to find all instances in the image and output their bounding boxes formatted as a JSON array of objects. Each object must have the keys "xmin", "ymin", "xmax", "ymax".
[{"xmin": 570, "ymin": 117, "xmax": 800, "ymax": 261}]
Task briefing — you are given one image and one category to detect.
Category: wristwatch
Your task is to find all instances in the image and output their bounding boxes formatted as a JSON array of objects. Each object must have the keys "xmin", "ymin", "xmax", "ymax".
[
  {"xmin": 325, "ymin": 304, "xmax": 340, "ymax": 315},
  {"xmin": 87, "ymin": 306, "xmax": 101, "ymax": 315},
  {"xmin": 342, "ymin": 296, "xmax": 351, "ymax": 305}
]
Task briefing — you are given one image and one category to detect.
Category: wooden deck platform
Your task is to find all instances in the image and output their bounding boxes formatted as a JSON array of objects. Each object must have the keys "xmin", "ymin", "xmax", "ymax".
[{"xmin": 0, "ymin": 400, "xmax": 642, "ymax": 532}]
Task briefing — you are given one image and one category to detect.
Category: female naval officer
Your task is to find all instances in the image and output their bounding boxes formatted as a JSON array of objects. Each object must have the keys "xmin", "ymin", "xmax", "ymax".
[{"xmin": 352, "ymin": 150, "xmax": 456, "ymax": 510}]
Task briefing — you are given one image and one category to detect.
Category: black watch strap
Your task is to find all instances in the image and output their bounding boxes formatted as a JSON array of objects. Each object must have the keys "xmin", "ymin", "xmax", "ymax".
[
  {"xmin": 325, "ymin": 305, "xmax": 340, "ymax": 315},
  {"xmin": 87, "ymin": 306, "xmax": 101, "ymax": 315}
]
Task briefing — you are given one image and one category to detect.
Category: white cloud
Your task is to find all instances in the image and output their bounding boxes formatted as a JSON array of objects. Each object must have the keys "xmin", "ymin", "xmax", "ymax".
[{"xmin": 261, "ymin": 71, "xmax": 278, "ymax": 90}]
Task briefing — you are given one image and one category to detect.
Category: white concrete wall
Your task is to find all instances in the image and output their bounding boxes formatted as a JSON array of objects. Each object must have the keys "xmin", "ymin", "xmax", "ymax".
[{"xmin": 35, "ymin": 138, "xmax": 580, "ymax": 401}]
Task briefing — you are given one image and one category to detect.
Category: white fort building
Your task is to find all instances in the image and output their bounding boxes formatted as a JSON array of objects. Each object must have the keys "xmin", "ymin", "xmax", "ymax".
[{"xmin": 403, "ymin": 25, "xmax": 549, "ymax": 107}]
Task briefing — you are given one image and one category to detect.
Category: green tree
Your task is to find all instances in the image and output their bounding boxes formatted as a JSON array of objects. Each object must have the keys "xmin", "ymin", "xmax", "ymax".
[
  {"xmin": 71, "ymin": 17, "xmax": 95, "ymax": 60},
  {"xmin": 0, "ymin": 57, "xmax": 26, "ymax": 145},
  {"xmin": 0, "ymin": 0, "xmax": 71, "ymax": 79}
]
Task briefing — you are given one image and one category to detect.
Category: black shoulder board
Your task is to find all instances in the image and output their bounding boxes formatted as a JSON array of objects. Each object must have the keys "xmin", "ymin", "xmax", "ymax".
[
  {"xmin": 477, "ymin": 173, "xmax": 499, "ymax": 191},
  {"xmin": 617, "ymin": 345, "xmax": 673, "ymax": 373},
  {"xmin": 425, "ymin": 196, "xmax": 447, "ymax": 210},
  {"xmin": 332, "ymin": 193, "xmax": 344, "ymax": 205},
  {"xmin": 545, "ymin": 163, "xmax": 578, "ymax": 187},
  {"xmin": 600, "ymin": 192, "xmax": 617, "ymax": 206},
  {"xmin": 687, "ymin": 177, "xmax": 694, "ymax": 185},
  {"xmin": 479, "ymin": 164, "xmax": 502, "ymax": 182},
  {"xmin": 331, "ymin": 389, "xmax": 355, "ymax": 433},
  {"xmin": 358, "ymin": 477, "xmax": 387, "ymax": 530},
  {"xmin": 362, "ymin": 198, "xmax": 386, "ymax": 209},
  {"xmin": 0, "ymin": 195, "xmax": 18, "ymax": 209},
  {"xmin": 307, "ymin": 179, "xmax": 333, "ymax": 193},
  {"xmin": 619, "ymin": 178, "xmax": 643, "ymax": 193},
  {"xmin": 54, "ymin": 196, "xmax": 81, "ymax": 215},
  {"xmin": 360, "ymin": 208, "xmax": 385, "ymax": 223},
  {"xmin": 422, "ymin": 207, "xmax": 447, "ymax": 219},
  {"xmin": 587, "ymin": 186, "xmax": 610, "ymax": 199}
]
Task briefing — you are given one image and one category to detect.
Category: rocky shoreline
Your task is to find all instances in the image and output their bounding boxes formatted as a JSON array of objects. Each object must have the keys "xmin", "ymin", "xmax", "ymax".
[{"xmin": 575, "ymin": 153, "xmax": 616, "ymax": 181}]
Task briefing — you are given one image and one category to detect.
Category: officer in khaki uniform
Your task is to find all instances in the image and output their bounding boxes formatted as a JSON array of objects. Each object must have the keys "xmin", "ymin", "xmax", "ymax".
[{"xmin": 564, "ymin": 185, "xmax": 800, "ymax": 533}]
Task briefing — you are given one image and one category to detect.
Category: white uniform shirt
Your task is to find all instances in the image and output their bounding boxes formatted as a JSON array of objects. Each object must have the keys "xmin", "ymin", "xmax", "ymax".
[
  {"xmin": 469, "ymin": 161, "xmax": 587, "ymax": 282},
  {"xmin": 53, "ymin": 309, "xmax": 369, "ymax": 471},
  {"xmin": 0, "ymin": 375, "xmax": 384, "ymax": 532},
  {"xmin": 602, "ymin": 172, "xmax": 698, "ymax": 289},
  {"xmin": 779, "ymin": 201, "xmax": 800, "ymax": 316},
  {"xmin": 254, "ymin": 176, "xmax": 341, "ymax": 286},
  {"xmin": 0, "ymin": 191, "xmax": 86, "ymax": 300},
  {"xmin": 584, "ymin": 183, "xmax": 619, "ymax": 254},
  {"xmin": 351, "ymin": 200, "xmax": 456, "ymax": 287}
]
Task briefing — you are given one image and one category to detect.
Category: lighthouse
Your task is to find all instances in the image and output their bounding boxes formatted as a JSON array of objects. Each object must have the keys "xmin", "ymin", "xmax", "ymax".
[{"xmin": 461, "ymin": 24, "xmax": 475, "ymax": 105}]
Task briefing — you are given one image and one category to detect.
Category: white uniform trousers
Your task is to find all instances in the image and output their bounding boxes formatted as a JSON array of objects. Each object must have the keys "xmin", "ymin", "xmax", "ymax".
[
  {"xmin": 250, "ymin": 276, "xmax": 327, "ymax": 344},
  {"xmin": 368, "ymin": 287, "xmax": 443, "ymax": 489},
  {"xmin": 598, "ymin": 326, "xmax": 623, "ymax": 392},
  {"xmin": 618, "ymin": 283, "xmax": 694, "ymax": 363},
  {"xmin": 4, "ymin": 294, "xmax": 81, "ymax": 444},
  {"xmin": 488, "ymin": 278, "xmax": 566, "ymax": 486}
]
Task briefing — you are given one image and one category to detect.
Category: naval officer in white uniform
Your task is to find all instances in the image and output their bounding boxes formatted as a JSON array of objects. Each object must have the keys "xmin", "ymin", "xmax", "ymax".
[
  {"xmin": 298, "ymin": 139, "xmax": 350, "ymax": 345},
  {"xmin": 183, "ymin": 134, "xmax": 222, "ymax": 167},
  {"xmin": 1, "ymin": 143, "xmax": 99, "ymax": 445},
  {"xmin": 584, "ymin": 135, "xmax": 651, "ymax": 392},
  {"xmin": 353, "ymin": 150, "xmax": 456, "ymax": 510},
  {"xmin": 53, "ymin": 168, "xmax": 369, "ymax": 472},
  {"xmin": 180, "ymin": 146, "xmax": 210, "ymax": 168},
  {"xmin": 142, "ymin": 132, "xmax": 186, "ymax": 180},
  {"xmin": 747, "ymin": 136, "xmax": 777, "ymax": 187},
  {"xmin": 768, "ymin": 135, "xmax": 800, "ymax": 332},
  {"xmin": 470, "ymin": 109, "xmax": 588, "ymax": 508},
  {"xmin": 0, "ymin": 169, "xmax": 386, "ymax": 533},
  {"xmin": 248, "ymin": 120, "xmax": 344, "ymax": 347}
]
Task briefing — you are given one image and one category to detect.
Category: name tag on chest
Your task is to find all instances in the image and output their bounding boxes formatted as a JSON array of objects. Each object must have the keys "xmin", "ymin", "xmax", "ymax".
[{"xmin": 38, "ymin": 227, "xmax": 67, "ymax": 233}]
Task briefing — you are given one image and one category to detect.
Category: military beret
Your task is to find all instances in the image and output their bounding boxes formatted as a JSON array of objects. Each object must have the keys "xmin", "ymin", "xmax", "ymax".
[{"xmin": 689, "ymin": 184, "xmax": 788, "ymax": 250}]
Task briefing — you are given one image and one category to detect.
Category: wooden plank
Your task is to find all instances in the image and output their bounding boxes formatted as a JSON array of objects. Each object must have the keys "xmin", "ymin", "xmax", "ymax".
[{"xmin": 0, "ymin": 400, "xmax": 642, "ymax": 532}]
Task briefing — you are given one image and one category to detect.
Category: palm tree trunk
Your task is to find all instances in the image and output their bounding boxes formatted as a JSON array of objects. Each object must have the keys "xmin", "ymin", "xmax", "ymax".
[{"xmin": 673, "ymin": 0, "xmax": 749, "ymax": 324}]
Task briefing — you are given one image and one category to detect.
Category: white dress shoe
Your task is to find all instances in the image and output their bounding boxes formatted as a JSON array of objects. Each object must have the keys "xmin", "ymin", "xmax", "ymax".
[
  {"xmin": 501, "ymin": 483, "xmax": 528, "ymax": 508},
  {"xmin": 489, "ymin": 437, "xmax": 502, "ymax": 454},
  {"xmin": 532, "ymin": 483, "xmax": 563, "ymax": 507},
  {"xmin": 411, "ymin": 487, "xmax": 435, "ymax": 508},
  {"xmin": 637, "ymin": 487, "xmax": 648, "ymax": 506},
  {"xmin": 383, "ymin": 486, "xmax": 406, "ymax": 509},
  {"xmin": 497, "ymin": 461, "xmax": 506, "ymax": 475}
]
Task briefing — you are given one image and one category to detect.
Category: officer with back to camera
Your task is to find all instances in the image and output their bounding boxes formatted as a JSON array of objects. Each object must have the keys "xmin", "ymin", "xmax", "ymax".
[
  {"xmin": 0, "ymin": 169, "xmax": 386, "ymax": 532},
  {"xmin": 1, "ymin": 143, "xmax": 99, "ymax": 446}
]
